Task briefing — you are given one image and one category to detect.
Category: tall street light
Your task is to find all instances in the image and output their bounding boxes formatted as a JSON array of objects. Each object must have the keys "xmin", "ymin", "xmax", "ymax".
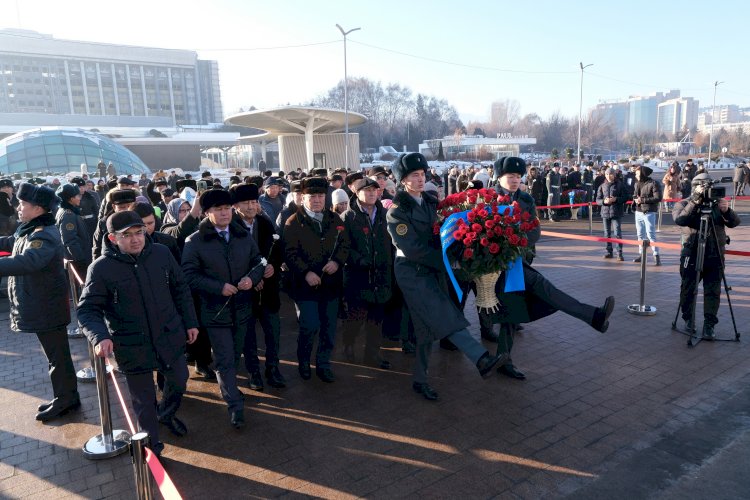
[
  {"xmin": 706, "ymin": 80, "xmax": 723, "ymax": 167},
  {"xmin": 336, "ymin": 24, "xmax": 361, "ymax": 170},
  {"xmin": 577, "ymin": 62, "xmax": 593, "ymax": 165}
]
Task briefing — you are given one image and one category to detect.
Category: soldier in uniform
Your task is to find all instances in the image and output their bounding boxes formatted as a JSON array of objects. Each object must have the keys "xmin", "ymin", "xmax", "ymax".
[
  {"xmin": 386, "ymin": 153, "xmax": 504, "ymax": 401},
  {"xmin": 0, "ymin": 183, "xmax": 79, "ymax": 421},
  {"xmin": 0, "ymin": 179, "xmax": 18, "ymax": 236},
  {"xmin": 546, "ymin": 163, "xmax": 562, "ymax": 221},
  {"xmin": 283, "ymin": 177, "xmax": 350, "ymax": 383},
  {"xmin": 55, "ymin": 183, "xmax": 92, "ymax": 280},
  {"xmin": 230, "ymin": 183, "xmax": 287, "ymax": 391},
  {"xmin": 70, "ymin": 176, "xmax": 99, "ymax": 239}
]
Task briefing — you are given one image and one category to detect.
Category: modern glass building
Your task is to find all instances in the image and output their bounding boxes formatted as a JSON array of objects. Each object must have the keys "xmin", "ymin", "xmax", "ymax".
[
  {"xmin": 0, "ymin": 29, "xmax": 223, "ymax": 130},
  {"xmin": 0, "ymin": 128, "xmax": 150, "ymax": 176}
]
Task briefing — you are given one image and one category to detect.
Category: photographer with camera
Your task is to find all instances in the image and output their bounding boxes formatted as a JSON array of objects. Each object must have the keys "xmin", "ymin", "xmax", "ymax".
[{"xmin": 673, "ymin": 173, "xmax": 740, "ymax": 339}]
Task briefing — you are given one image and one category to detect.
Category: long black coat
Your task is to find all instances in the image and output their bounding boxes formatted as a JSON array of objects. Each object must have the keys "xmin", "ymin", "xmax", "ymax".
[
  {"xmin": 160, "ymin": 213, "xmax": 200, "ymax": 251},
  {"xmin": 151, "ymin": 231, "xmax": 181, "ymax": 263},
  {"xmin": 182, "ymin": 217, "xmax": 264, "ymax": 328},
  {"xmin": 78, "ymin": 190, "xmax": 99, "ymax": 238},
  {"xmin": 78, "ymin": 238, "xmax": 198, "ymax": 374},
  {"xmin": 239, "ymin": 213, "xmax": 283, "ymax": 313},
  {"xmin": 342, "ymin": 197, "xmax": 393, "ymax": 305},
  {"xmin": 386, "ymin": 190, "xmax": 469, "ymax": 341},
  {"xmin": 283, "ymin": 207, "xmax": 349, "ymax": 302},
  {"xmin": 0, "ymin": 219, "xmax": 69, "ymax": 333}
]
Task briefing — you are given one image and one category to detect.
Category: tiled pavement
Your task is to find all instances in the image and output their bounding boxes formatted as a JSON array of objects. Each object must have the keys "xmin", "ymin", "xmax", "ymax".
[{"xmin": 1, "ymin": 209, "xmax": 749, "ymax": 499}]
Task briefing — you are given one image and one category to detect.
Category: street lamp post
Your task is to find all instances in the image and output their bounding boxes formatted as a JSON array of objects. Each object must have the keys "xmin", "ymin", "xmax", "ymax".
[
  {"xmin": 336, "ymin": 24, "xmax": 361, "ymax": 171},
  {"xmin": 706, "ymin": 80, "xmax": 723, "ymax": 168},
  {"xmin": 577, "ymin": 62, "xmax": 593, "ymax": 165}
]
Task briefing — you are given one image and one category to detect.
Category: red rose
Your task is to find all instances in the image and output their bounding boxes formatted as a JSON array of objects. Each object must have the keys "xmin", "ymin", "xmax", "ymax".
[
  {"xmin": 521, "ymin": 211, "xmax": 531, "ymax": 221},
  {"xmin": 472, "ymin": 223, "xmax": 483, "ymax": 233},
  {"xmin": 467, "ymin": 195, "xmax": 477, "ymax": 204},
  {"xmin": 480, "ymin": 237, "xmax": 489, "ymax": 247},
  {"xmin": 453, "ymin": 230, "xmax": 465, "ymax": 240},
  {"xmin": 463, "ymin": 237, "xmax": 472, "ymax": 246},
  {"xmin": 463, "ymin": 248, "xmax": 474, "ymax": 259},
  {"xmin": 467, "ymin": 212, "xmax": 476, "ymax": 222},
  {"xmin": 488, "ymin": 243, "xmax": 500, "ymax": 254},
  {"xmin": 478, "ymin": 209, "xmax": 488, "ymax": 218},
  {"xmin": 494, "ymin": 214, "xmax": 502, "ymax": 222},
  {"xmin": 505, "ymin": 226, "xmax": 514, "ymax": 237},
  {"xmin": 503, "ymin": 207, "xmax": 511, "ymax": 216},
  {"xmin": 509, "ymin": 234, "xmax": 521, "ymax": 245},
  {"xmin": 362, "ymin": 227, "xmax": 370, "ymax": 235},
  {"xmin": 520, "ymin": 237, "xmax": 528, "ymax": 247},
  {"xmin": 336, "ymin": 226, "xmax": 345, "ymax": 232},
  {"xmin": 485, "ymin": 220, "xmax": 495, "ymax": 229}
]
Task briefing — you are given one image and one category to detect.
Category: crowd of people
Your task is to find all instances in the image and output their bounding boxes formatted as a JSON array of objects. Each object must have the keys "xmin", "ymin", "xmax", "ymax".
[{"xmin": 7, "ymin": 152, "xmax": 741, "ymax": 457}]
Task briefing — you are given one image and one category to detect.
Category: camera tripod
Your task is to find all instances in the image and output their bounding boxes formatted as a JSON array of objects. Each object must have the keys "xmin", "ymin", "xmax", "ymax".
[{"xmin": 671, "ymin": 205, "xmax": 739, "ymax": 347}]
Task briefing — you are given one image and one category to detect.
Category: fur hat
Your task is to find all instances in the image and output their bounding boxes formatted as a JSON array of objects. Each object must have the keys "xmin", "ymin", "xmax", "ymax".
[
  {"xmin": 69, "ymin": 177, "xmax": 85, "ymax": 187},
  {"xmin": 311, "ymin": 168, "xmax": 329, "ymax": 178},
  {"xmin": 290, "ymin": 180, "xmax": 303, "ymax": 193},
  {"xmin": 199, "ymin": 188, "xmax": 232, "ymax": 211},
  {"xmin": 391, "ymin": 153, "xmax": 429, "ymax": 183},
  {"xmin": 17, "ymin": 183, "xmax": 59, "ymax": 212},
  {"xmin": 300, "ymin": 177, "xmax": 328, "ymax": 194},
  {"xmin": 229, "ymin": 183, "xmax": 259, "ymax": 203},
  {"xmin": 110, "ymin": 189, "xmax": 137, "ymax": 205},
  {"xmin": 56, "ymin": 184, "xmax": 80, "ymax": 202},
  {"xmin": 0, "ymin": 179, "xmax": 13, "ymax": 189},
  {"xmin": 345, "ymin": 172, "xmax": 364, "ymax": 186},
  {"xmin": 493, "ymin": 157, "xmax": 526, "ymax": 180}
]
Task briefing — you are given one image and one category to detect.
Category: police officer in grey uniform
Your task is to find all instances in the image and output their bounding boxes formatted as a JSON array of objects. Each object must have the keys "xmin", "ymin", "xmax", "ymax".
[
  {"xmin": 386, "ymin": 153, "xmax": 504, "ymax": 401},
  {"xmin": 0, "ymin": 183, "xmax": 79, "ymax": 421}
]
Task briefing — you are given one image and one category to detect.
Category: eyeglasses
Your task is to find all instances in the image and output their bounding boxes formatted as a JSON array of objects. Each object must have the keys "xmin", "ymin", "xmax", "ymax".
[
  {"xmin": 178, "ymin": 208, "xmax": 191, "ymax": 213},
  {"xmin": 115, "ymin": 229, "xmax": 145, "ymax": 240}
]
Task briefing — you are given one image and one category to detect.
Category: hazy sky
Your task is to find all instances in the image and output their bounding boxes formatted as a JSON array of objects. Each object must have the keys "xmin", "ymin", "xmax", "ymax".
[{"xmin": 3, "ymin": 0, "xmax": 748, "ymax": 124}]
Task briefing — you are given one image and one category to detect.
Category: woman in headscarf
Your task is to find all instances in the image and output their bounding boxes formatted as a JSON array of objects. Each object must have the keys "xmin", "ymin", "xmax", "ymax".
[{"xmin": 160, "ymin": 198, "xmax": 201, "ymax": 251}]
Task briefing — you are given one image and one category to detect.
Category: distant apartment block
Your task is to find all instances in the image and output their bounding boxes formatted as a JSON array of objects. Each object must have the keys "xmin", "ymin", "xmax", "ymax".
[
  {"xmin": 0, "ymin": 29, "xmax": 223, "ymax": 130},
  {"xmin": 656, "ymin": 97, "xmax": 698, "ymax": 136}
]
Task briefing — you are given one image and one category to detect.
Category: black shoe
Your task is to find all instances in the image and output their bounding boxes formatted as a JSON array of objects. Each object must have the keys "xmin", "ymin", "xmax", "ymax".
[
  {"xmin": 481, "ymin": 330, "xmax": 499, "ymax": 342},
  {"xmin": 265, "ymin": 366, "xmax": 287, "ymax": 388},
  {"xmin": 412, "ymin": 382, "xmax": 439, "ymax": 401},
  {"xmin": 195, "ymin": 363, "xmax": 216, "ymax": 381},
  {"xmin": 248, "ymin": 371, "xmax": 264, "ymax": 391},
  {"xmin": 633, "ymin": 256, "xmax": 642, "ymax": 263},
  {"xmin": 702, "ymin": 324, "xmax": 716, "ymax": 340},
  {"xmin": 316, "ymin": 367, "xmax": 335, "ymax": 383},
  {"xmin": 592, "ymin": 296, "xmax": 615, "ymax": 333},
  {"xmin": 230, "ymin": 410, "xmax": 245, "ymax": 429},
  {"xmin": 603, "ymin": 252, "xmax": 613, "ymax": 259},
  {"xmin": 35, "ymin": 398, "xmax": 81, "ymax": 422},
  {"xmin": 402, "ymin": 341, "xmax": 416, "ymax": 355},
  {"xmin": 476, "ymin": 352, "xmax": 508, "ymax": 378},
  {"xmin": 684, "ymin": 318, "xmax": 695, "ymax": 332},
  {"xmin": 159, "ymin": 415, "xmax": 188, "ymax": 437},
  {"xmin": 365, "ymin": 357, "xmax": 392, "ymax": 370},
  {"xmin": 439, "ymin": 338, "xmax": 458, "ymax": 351},
  {"xmin": 343, "ymin": 344, "xmax": 355, "ymax": 363},
  {"xmin": 37, "ymin": 400, "xmax": 54, "ymax": 412},
  {"xmin": 498, "ymin": 364, "xmax": 526, "ymax": 380},
  {"xmin": 655, "ymin": 255, "xmax": 662, "ymax": 266},
  {"xmin": 617, "ymin": 253, "xmax": 624, "ymax": 262},
  {"xmin": 298, "ymin": 362, "xmax": 312, "ymax": 380},
  {"xmin": 514, "ymin": 323, "xmax": 524, "ymax": 332}
]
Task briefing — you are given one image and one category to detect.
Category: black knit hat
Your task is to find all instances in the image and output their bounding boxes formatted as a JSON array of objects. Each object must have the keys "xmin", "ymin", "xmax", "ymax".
[
  {"xmin": 199, "ymin": 188, "xmax": 232, "ymax": 211},
  {"xmin": 132, "ymin": 202, "xmax": 155, "ymax": 219},
  {"xmin": 391, "ymin": 153, "xmax": 429, "ymax": 183},
  {"xmin": 300, "ymin": 177, "xmax": 328, "ymax": 194},
  {"xmin": 17, "ymin": 183, "xmax": 59, "ymax": 212},
  {"xmin": 229, "ymin": 183, "xmax": 259, "ymax": 203}
]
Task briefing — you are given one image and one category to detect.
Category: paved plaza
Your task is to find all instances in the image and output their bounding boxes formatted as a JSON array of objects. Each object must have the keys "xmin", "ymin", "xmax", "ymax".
[{"xmin": 1, "ymin": 209, "xmax": 749, "ymax": 499}]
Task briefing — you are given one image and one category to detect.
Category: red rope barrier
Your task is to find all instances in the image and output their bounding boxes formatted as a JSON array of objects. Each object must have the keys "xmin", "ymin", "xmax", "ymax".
[{"xmin": 108, "ymin": 362, "xmax": 183, "ymax": 499}]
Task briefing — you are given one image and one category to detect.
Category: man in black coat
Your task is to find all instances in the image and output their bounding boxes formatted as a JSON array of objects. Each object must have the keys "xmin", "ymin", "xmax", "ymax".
[
  {"xmin": 182, "ymin": 189, "xmax": 265, "ymax": 429},
  {"xmin": 673, "ymin": 173, "xmax": 741, "ymax": 339},
  {"xmin": 230, "ymin": 183, "xmax": 286, "ymax": 391},
  {"xmin": 595, "ymin": 168, "xmax": 627, "ymax": 260},
  {"xmin": 0, "ymin": 183, "xmax": 79, "ymax": 421},
  {"xmin": 284, "ymin": 177, "xmax": 350, "ymax": 383},
  {"xmin": 92, "ymin": 189, "xmax": 136, "ymax": 260},
  {"xmin": 70, "ymin": 176, "xmax": 99, "ymax": 239},
  {"xmin": 55, "ymin": 184, "xmax": 92, "ymax": 280},
  {"xmin": 0, "ymin": 179, "xmax": 18, "ymax": 235},
  {"xmin": 341, "ymin": 177, "xmax": 393, "ymax": 369},
  {"xmin": 78, "ymin": 211, "xmax": 199, "ymax": 455}
]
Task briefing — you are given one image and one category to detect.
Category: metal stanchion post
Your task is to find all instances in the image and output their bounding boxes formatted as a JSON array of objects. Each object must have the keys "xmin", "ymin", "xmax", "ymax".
[
  {"xmin": 130, "ymin": 432, "xmax": 154, "ymax": 500},
  {"xmin": 656, "ymin": 206, "xmax": 663, "ymax": 233},
  {"xmin": 588, "ymin": 202, "xmax": 593, "ymax": 235},
  {"xmin": 731, "ymin": 195, "xmax": 735, "ymax": 211},
  {"xmin": 627, "ymin": 240, "xmax": 657, "ymax": 316},
  {"xmin": 66, "ymin": 264, "xmax": 85, "ymax": 339},
  {"xmin": 82, "ymin": 356, "xmax": 130, "ymax": 459},
  {"xmin": 76, "ymin": 342, "xmax": 97, "ymax": 382}
]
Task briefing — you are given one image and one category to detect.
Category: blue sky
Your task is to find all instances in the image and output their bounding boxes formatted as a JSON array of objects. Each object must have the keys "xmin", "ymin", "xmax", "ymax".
[{"xmin": 3, "ymin": 0, "xmax": 748, "ymax": 123}]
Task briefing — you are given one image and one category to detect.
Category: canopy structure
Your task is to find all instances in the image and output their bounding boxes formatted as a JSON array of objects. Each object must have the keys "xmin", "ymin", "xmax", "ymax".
[{"xmin": 225, "ymin": 106, "xmax": 367, "ymax": 171}]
